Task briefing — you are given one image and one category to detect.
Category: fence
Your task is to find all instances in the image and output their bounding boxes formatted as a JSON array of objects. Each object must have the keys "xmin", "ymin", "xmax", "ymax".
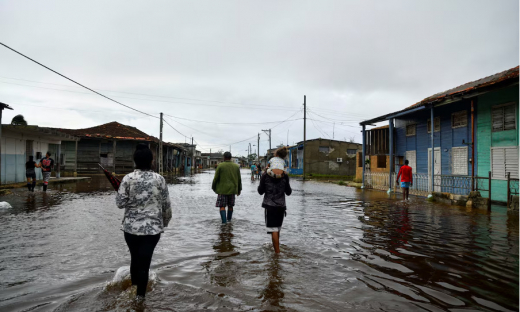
[
  {"xmin": 507, "ymin": 172, "xmax": 519, "ymax": 208},
  {"xmin": 363, "ymin": 171, "xmax": 494, "ymax": 203}
]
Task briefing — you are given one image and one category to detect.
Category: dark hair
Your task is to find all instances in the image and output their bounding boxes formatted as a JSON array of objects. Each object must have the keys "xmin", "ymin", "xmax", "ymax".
[
  {"xmin": 46, "ymin": 152, "xmax": 51, "ymax": 157},
  {"xmin": 224, "ymin": 152, "xmax": 232, "ymax": 160},
  {"xmin": 134, "ymin": 143, "xmax": 153, "ymax": 170},
  {"xmin": 404, "ymin": 159, "xmax": 409, "ymax": 165},
  {"xmin": 275, "ymin": 146, "xmax": 288, "ymax": 159},
  {"xmin": 29, "ymin": 156, "xmax": 34, "ymax": 162}
]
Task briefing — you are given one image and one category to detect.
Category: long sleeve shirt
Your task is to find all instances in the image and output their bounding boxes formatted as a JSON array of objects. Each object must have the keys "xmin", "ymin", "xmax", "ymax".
[
  {"xmin": 258, "ymin": 173, "xmax": 292, "ymax": 208},
  {"xmin": 116, "ymin": 170, "xmax": 172, "ymax": 235},
  {"xmin": 396, "ymin": 165, "xmax": 413, "ymax": 183}
]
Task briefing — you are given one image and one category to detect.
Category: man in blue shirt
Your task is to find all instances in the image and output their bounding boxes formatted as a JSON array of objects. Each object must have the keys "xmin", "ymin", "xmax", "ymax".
[{"xmin": 250, "ymin": 163, "xmax": 257, "ymax": 181}]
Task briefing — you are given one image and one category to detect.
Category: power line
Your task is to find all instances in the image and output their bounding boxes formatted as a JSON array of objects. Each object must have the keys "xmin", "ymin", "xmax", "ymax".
[
  {"xmin": 0, "ymin": 75, "xmax": 301, "ymax": 110},
  {"xmin": 164, "ymin": 114, "xmax": 302, "ymax": 125},
  {"xmin": 0, "ymin": 42, "xmax": 158, "ymax": 119},
  {"xmin": 163, "ymin": 119, "xmax": 189, "ymax": 139}
]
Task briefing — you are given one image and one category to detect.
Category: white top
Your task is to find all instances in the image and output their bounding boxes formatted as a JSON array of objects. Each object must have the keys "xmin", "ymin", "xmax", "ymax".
[
  {"xmin": 269, "ymin": 157, "xmax": 286, "ymax": 171},
  {"xmin": 116, "ymin": 170, "xmax": 172, "ymax": 235}
]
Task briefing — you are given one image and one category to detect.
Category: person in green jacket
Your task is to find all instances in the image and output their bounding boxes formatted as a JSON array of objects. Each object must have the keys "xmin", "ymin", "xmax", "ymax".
[{"xmin": 212, "ymin": 152, "xmax": 242, "ymax": 224}]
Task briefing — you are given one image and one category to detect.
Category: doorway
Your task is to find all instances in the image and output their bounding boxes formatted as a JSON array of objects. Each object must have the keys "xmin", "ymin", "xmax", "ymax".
[{"xmin": 428, "ymin": 147, "xmax": 441, "ymax": 192}]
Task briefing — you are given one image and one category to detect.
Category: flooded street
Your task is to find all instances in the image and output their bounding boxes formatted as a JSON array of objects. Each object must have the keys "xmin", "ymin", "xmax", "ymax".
[{"xmin": 0, "ymin": 170, "xmax": 518, "ymax": 312}]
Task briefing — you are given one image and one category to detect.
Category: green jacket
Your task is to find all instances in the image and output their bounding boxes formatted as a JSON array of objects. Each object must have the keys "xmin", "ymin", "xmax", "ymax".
[{"xmin": 212, "ymin": 161, "xmax": 242, "ymax": 195}]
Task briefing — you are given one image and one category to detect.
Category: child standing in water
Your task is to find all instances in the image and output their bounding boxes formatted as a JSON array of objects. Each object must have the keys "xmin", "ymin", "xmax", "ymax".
[{"xmin": 258, "ymin": 147, "xmax": 292, "ymax": 253}]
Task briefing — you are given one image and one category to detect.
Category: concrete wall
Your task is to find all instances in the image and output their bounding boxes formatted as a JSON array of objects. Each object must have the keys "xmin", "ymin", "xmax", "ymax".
[
  {"xmin": 304, "ymin": 140, "xmax": 360, "ymax": 176},
  {"xmin": 476, "ymin": 85, "xmax": 519, "ymax": 202},
  {"xmin": 1, "ymin": 129, "xmax": 61, "ymax": 184}
]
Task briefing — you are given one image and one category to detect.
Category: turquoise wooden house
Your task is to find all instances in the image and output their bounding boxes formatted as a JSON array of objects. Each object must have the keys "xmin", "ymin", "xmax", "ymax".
[{"xmin": 360, "ymin": 66, "xmax": 518, "ymax": 202}]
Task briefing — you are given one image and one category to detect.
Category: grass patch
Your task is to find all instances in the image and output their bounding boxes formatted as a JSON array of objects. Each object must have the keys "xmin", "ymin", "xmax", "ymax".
[
  {"xmin": 306, "ymin": 174, "xmax": 354, "ymax": 181},
  {"xmin": 337, "ymin": 180, "xmax": 345, "ymax": 186}
]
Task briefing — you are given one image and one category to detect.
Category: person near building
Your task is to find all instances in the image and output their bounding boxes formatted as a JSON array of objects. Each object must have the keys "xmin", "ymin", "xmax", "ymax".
[
  {"xmin": 25, "ymin": 156, "xmax": 40, "ymax": 192},
  {"xmin": 250, "ymin": 162, "xmax": 257, "ymax": 181},
  {"xmin": 212, "ymin": 152, "xmax": 242, "ymax": 224},
  {"xmin": 258, "ymin": 146, "xmax": 292, "ymax": 253},
  {"xmin": 40, "ymin": 152, "xmax": 55, "ymax": 192},
  {"xmin": 396, "ymin": 159, "xmax": 413, "ymax": 200},
  {"xmin": 116, "ymin": 143, "xmax": 172, "ymax": 301}
]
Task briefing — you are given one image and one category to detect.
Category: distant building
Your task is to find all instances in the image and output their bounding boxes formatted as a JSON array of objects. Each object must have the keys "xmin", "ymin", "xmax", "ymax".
[
  {"xmin": 288, "ymin": 139, "xmax": 360, "ymax": 177},
  {"xmin": 58, "ymin": 122, "xmax": 185, "ymax": 175}
]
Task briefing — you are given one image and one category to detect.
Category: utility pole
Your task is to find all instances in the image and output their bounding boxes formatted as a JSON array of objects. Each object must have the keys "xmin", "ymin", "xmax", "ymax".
[
  {"xmin": 257, "ymin": 133, "xmax": 260, "ymax": 161},
  {"xmin": 303, "ymin": 95, "xmax": 307, "ymax": 181},
  {"xmin": 191, "ymin": 137, "xmax": 194, "ymax": 172},
  {"xmin": 159, "ymin": 112, "xmax": 163, "ymax": 174},
  {"xmin": 262, "ymin": 129, "xmax": 272, "ymax": 159}
]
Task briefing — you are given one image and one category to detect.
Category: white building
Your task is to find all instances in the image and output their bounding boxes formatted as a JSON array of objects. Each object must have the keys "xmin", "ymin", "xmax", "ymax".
[{"xmin": 1, "ymin": 125, "xmax": 78, "ymax": 184}]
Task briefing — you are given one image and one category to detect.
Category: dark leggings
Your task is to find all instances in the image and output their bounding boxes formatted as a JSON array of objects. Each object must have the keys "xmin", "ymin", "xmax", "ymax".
[{"xmin": 124, "ymin": 232, "xmax": 161, "ymax": 297}]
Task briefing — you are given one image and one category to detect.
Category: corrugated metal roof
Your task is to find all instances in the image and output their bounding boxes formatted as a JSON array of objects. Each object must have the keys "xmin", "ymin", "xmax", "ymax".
[
  {"xmin": 410, "ymin": 66, "xmax": 519, "ymax": 108},
  {"xmin": 361, "ymin": 66, "xmax": 519, "ymax": 125},
  {"xmin": 58, "ymin": 121, "xmax": 159, "ymax": 142}
]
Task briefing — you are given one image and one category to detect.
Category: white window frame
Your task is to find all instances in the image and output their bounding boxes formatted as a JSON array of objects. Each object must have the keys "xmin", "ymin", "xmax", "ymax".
[
  {"xmin": 427, "ymin": 117, "xmax": 441, "ymax": 133},
  {"xmin": 490, "ymin": 146, "xmax": 519, "ymax": 180},
  {"xmin": 451, "ymin": 146, "xmax": 468, "ymax": 175},
  {"xmin": 492, "ymin": 102, "xmax": 517, "ymax": 132},
  {"xmin": 406, "ymin": 124, "xmax": 416, "ymax": 136},
  {"xmin": 451, "ymin": 110, "xmax": 467, "ymax": 129}
]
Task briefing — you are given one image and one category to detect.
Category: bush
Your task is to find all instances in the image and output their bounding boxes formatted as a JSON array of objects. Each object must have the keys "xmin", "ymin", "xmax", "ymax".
[{"xmin": 338, "ymin": 180, "xmax": 345, "ymax": 186}]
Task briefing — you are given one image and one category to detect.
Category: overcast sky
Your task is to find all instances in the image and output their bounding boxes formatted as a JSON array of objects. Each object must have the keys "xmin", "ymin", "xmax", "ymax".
[{"xmin": 0, "ymin": 1, "xmax": 518, "ymax": 157}]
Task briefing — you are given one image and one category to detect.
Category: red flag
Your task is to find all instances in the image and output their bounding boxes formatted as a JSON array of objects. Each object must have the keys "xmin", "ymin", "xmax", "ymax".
[{"xmin": 99, "ymin": 164, "xmax": 121, "ymax": 191}]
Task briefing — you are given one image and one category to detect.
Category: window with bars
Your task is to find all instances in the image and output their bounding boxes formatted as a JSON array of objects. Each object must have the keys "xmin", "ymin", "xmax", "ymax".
[
  {"xmin": 492, "ymin": 103, "xmax": 516, "ymax": 132},
  {"xmin": 452, "ymin": 111, "xmax": 467, "ymax": 128},
  {"xmin": 377, "ymin": 155, "xmax": 386, "ymax": 168},
  {"xmin": 406, "ymin": 124, "xmax": 416, "ymax": 136},
  {"xmin": 347, "ymin": 149, "xmax": 357, "ymax": 155},
  {"xmin": 427, "ymin": 117, "xmax": 441, "ymax": 133},
  {"xmin": 451, "ymin": 147, "xmax": 468, "ymax": 175}
]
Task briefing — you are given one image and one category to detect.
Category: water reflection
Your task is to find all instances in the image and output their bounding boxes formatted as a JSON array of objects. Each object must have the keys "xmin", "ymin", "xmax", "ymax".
[
  {"xmin": 205, "ymin": 223, "xmax": 240, "ymax": 287},
  {"xmin": 259, "ymin": 256, "xmax": 285, "ymax": 311}
]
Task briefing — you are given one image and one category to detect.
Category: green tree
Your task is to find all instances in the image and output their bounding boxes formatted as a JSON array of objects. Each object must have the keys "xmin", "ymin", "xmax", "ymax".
[{"xmin": 11, "ymin": 114, "xmax": 27, "ymax": 126}]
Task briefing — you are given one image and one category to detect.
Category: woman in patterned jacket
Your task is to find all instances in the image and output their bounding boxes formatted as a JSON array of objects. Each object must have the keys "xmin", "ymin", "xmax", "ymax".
[{"xmin": 116, "ymin": 143, "xmax": 172, "ymax": 301}]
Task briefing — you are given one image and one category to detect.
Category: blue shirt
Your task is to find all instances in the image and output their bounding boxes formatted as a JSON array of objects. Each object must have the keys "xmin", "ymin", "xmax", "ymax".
[{"xmin": 251, "ymin": 165, "xmax": 257, "ymax": 172}]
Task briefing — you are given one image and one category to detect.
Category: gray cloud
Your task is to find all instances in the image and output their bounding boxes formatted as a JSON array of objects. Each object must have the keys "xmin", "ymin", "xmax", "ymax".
[{"xmin": 0, "ymin": 0, "xmax": 517, "ymax": 156}]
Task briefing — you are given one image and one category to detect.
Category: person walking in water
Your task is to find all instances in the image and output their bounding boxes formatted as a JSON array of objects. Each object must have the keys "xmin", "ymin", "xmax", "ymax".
[
  {"xmin": 250, "ymin": 162, "xmax": 257, "ymax": 181},
  {"xmin": 396, "ymin": 159, "xmax": 413, "ymax": 200},
  {"xmin": 25, "ymin": 156, "xmax": 40, "ymax": 192},
  {"xmin": 116, "ymin": 143, "xmax": 172, "ymax": 301},
  {"xmin": 258, "ymin": 146, "xmax": 292, "ymax": 254},
  {"xmin": 40, "ymin": 152, "xmax": 54, "ymax": 192},
  {"xmin": 212, "ymin": 152, "xmax": 242, "ymax": 224},
  {"xmin": 256, "ymin": 163, "xmax": 262, "ymax": 180}
]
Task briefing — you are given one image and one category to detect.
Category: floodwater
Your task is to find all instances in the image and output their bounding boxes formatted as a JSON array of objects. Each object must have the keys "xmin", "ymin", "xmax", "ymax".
[{"xmin": 0, "ymin": 170, "xmax": 517, "ymax": 312}]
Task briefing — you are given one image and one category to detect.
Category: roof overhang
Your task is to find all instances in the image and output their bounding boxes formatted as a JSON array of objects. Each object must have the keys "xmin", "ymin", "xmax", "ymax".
[
  {"xmin": 2, "ymin": 125, "xmax": 80, "ymax": 141},
  {"xmin": 360, "ymin": 78, "xmax": 519, "ymax": 126}
]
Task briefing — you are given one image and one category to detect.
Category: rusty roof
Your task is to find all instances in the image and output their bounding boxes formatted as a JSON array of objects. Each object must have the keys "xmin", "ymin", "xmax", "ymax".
[
  {"xmin": 58, "ymin": 121, "xmax": 159, "ymax": 142},
  {"xmin": 361, "ymin": 66, "xmax": 519, "ymax": 125},
  {"xmin": 410, "ymin": 66, "xmax": 519, "ymax": 108}
]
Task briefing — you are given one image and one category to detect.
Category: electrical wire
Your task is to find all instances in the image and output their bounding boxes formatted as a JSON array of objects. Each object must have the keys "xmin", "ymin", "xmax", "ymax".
[
  {"xmin": 164, "ymin": 114, "xmax": 302, "ymax": 125},
  {"xmin": 0, "ymin": 42, "xmax": 159, "ymax": 119},
  {"xmin": 163, "ymin": 119, "xmax": 189, "ymax": 139},
  {"xmin": 0, "ymin": 75, "xmax": 301, "ymax": 110}
]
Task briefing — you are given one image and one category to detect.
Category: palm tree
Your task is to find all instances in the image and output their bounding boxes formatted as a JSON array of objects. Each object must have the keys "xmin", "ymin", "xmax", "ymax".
[{"xmin": 11, "ymin": 114, "xmax": 28, "ymax": 126}]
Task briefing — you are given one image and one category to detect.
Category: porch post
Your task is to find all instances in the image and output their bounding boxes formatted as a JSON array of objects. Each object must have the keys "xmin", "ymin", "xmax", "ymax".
[
  {"xmin": 56, "ymin": 143, "xmax": 61, "ymax": 178},
  {"xmin": 388, "ymin": 118, "xmax": 394, "ymax": 192},
  {"xmin": 430, "ymin": 106, "xmax": 435, "ymax": 194},
  {"xmin": 74, "ymin": 140, "xmax": 78, "ymax": 177},
  {"xmin": 362, "ymin": 124, "xmax": 366, "ymax": 188},
  {"xmin": 112, "ymin": 140, "xmax": 117, "ymax": 174}
]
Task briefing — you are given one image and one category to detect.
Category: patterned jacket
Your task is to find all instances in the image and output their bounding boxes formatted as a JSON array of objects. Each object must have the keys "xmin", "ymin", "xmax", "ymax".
[
  {"xmin": 257, "ymin": 173, "xmax": 292, "ymax": 208},
  {"xmin": 116, "ymin": 170, "xmax": 172, "ymax": 235}
]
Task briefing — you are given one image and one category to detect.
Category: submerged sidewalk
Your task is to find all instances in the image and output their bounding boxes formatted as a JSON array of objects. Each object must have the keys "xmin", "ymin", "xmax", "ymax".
[{"xmin": 0, "ymin": 177, "xmax": 91, "ymax": 192}]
